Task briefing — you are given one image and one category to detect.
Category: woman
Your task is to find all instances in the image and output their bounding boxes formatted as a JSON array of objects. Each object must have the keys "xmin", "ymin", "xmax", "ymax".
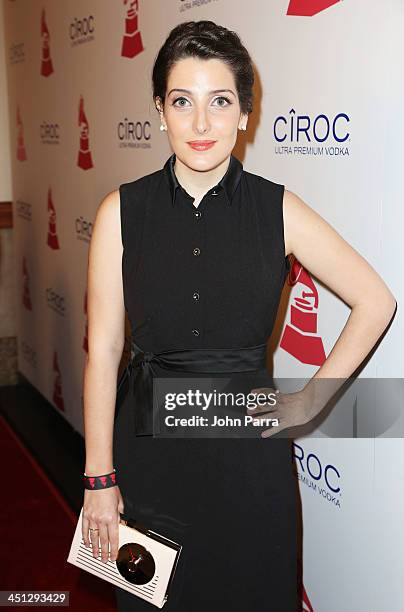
[{"xmin": 81, "ymin": 20, "xmax": 397, "ymax": 611}]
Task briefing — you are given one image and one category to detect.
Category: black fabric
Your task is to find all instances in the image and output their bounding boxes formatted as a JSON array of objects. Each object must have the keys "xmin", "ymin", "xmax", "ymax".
[
  {"xmin": 164, "ymin": 151, "xmax": 243, "ymax": 207},
  {"xmin": 113, "ymin": 153, "xmax": 298, "ymax": 610},
  {"xmin": 128, "ymin": 339, "xmax": 268, "ymax": 436}
]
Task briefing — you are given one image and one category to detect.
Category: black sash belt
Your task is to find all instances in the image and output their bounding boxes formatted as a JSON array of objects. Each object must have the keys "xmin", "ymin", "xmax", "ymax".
[{"xmin": 125, "ymin": 339, "xmax": 268, "ymax": 436}]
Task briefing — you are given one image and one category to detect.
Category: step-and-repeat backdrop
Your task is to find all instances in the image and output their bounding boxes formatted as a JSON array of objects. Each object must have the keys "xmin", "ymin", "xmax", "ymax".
[{"xmin": 4, "ymin": 1, "xmax": 403, "ymax": 609}]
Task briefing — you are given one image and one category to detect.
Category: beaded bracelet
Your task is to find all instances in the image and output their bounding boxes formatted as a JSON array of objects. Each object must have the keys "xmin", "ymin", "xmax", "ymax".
[{"xmin": 83, "ymin": 468, "xmax": 117, "ymax": 490}]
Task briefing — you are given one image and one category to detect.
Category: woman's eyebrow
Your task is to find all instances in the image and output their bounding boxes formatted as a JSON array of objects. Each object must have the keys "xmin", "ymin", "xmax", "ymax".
[{"xmin": 167, "ymin": 88, "xmax": 236, "ymax": 96}]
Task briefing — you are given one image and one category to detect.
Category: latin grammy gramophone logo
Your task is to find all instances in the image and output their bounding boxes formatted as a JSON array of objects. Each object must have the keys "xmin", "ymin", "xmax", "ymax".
[
  {"xmin": 47, "ymin": 188, "xmax": 60, "ymax": 250},
  {"xmin": 121, "ymin": 0, "xmax": 144, "ymax": 58},
  {"xmin": 77, "ymin": 95, "xmax": 93, "ymax": 170},
  {"xmin": 52, "ymin": 351, "xmax": 65, "ymax": 412},
  {"xmin": 16, "ymin": 105, "xmax": 27, "ymax": 161},
  {"xmin": 40, "ymin": 8, "xmax": 54, "ymax": 76},
  {"xmin": 287, "ymin": 0, "xmax": 341, "ymax": 16},
  {"xmin": 22, "ymin": 256, "xmax": 32, "ymax": 311},
  {"xmin": 302, "ymin": 583, "xmax": 314, "ymax": 611},
  {"xmin": 280, "ymin": 256, "xmax": 326, "ymax": 366}
]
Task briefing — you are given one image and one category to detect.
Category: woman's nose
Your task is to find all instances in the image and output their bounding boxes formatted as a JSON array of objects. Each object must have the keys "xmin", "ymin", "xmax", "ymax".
[{"xmin": 193, "ymin": 108, "xmax": 210, "ymax": 134}]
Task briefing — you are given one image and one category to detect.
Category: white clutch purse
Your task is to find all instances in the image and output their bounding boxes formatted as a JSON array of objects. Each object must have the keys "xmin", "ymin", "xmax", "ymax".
[{"xmin": 67, "ymin": 507, "xmax": 183, "ymax": 608}]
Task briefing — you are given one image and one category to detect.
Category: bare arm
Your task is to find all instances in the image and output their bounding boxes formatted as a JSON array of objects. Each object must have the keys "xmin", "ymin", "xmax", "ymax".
[
  {"xmin": 283, "ymin": 188, "xmax": 397, "ymax": 410},
  {"xmin": 83, "ymin": 189, "xmax": 125, "ymax": 475}
]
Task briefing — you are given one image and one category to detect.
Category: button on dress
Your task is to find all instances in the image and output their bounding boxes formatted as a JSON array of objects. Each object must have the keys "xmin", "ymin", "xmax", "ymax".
[{"xmin": 113, "ymin": 153, "xmax": 299, "ymax": 610}]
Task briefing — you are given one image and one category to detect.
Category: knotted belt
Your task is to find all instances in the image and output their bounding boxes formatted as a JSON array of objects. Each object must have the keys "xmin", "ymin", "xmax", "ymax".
[{"xmin": 125, "ymin": 339, "xmax": 268, "ymax": 436}]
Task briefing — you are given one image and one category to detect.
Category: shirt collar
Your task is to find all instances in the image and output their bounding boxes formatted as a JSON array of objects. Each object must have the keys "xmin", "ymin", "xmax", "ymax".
[{"xmin": 163, "ymin": 152, "xmax": 243, "ymax": 207}]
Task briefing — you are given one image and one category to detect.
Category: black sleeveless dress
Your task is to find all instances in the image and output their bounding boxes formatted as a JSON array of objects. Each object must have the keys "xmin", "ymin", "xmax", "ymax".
[{"xmin": 113, "ymin": 153, "xmax": 299, "ymax": 611}]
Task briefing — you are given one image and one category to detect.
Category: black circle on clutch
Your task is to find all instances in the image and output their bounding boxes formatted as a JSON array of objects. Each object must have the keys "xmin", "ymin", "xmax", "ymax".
[{"xmin": 116, "ymin": 542, "xmax": 156, "ymax": 585}]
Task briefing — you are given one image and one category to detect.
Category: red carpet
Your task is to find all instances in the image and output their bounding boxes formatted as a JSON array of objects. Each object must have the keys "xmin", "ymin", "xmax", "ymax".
[{"xmin": 0, "ymin": 414, "xmax": 117, "ymax": 610}]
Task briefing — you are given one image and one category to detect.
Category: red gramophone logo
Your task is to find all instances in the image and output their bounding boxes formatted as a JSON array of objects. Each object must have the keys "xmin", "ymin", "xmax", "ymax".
[
  {"xmin": 280, "ymin": 257, "xmax": 326, "ymax": 366},
  {"xmin": 83, "ymin": 290, "xmax": 88, "ymax": 353},
  {"xmin": 47, "ymin": 187, "xmax": 60, "ymax": 250},
  {"xmin": 52, "ymin": 351, "xmax": 65, "ymax": 412},
  {"xmin": 302, "ymin": 583, "xmax": 314, "ymax": 611},
  {"xmin": 287, "ymin": 0, "xmax": 341, "ymax": 16},
  {"xmin": 16, "ymin": 105, "xmax": 27, "ymax": 161},
  {"xmin": 22, "ymin": 256, "xmax": 32, "ymax": 311},
  {"xmin": 77, "ymin": 95, "xmax": 94, "ymax": 170},
  {"xmin": 40, "ymin": 8, "xmax": 54, "ymax": 76},
  {"xmin": 121, "ymin": 0, "xmax": 144, "ymax": 58}
]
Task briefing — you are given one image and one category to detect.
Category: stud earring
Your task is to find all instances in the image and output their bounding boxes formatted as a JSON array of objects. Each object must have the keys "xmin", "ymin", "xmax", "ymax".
[{"xmin": 160, "ymin": 124, "xmax": 167, "ymax": 132}]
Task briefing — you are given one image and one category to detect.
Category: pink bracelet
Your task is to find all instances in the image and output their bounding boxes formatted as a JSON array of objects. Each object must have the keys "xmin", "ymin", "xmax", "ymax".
[{"xmin": 83, "ymin": 468, "xmax": 117, "ymax": 490}]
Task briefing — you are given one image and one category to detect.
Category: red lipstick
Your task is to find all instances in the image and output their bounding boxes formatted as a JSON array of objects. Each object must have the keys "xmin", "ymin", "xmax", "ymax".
[{"xmin": 187, "ymin": 140, "xmax": 217, "ymax": 151}]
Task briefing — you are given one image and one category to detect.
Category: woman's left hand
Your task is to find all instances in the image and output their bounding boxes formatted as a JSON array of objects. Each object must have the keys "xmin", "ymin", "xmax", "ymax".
[{"xmin": 246, "ymin": 386, "xmax": 315, "ymax": 438}]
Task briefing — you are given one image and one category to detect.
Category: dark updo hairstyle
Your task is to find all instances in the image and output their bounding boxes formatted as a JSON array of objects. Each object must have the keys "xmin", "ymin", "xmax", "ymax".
[{"xmin": 152, "ymin": 20, "xmax": 254, "ymax": 116}]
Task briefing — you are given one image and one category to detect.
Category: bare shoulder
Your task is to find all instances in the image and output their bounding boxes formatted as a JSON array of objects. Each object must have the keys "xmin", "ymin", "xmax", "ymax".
[
  {"xmin": 282, "ymin": 188, "xmax": 396, "ymax": 311},
  {"xmin": 95, "ymin": 188, "xmax": 120, "ymax": 223},
  {"xmin": 91, "ymin": 189, "xmax": 122, "ymax": 248},
  {"xmin": 282, "ymin": 187, "xmax": 349, "ymax": 259},
  {"xmin": 282, "ymin": 188, "xmax": 326, "ymax": 257}
]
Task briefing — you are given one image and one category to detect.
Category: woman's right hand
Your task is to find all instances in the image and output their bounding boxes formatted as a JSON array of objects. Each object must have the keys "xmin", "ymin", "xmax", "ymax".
[{"xmin": 82, "ymin": 485, "xmax": 125, "ymax": 563}]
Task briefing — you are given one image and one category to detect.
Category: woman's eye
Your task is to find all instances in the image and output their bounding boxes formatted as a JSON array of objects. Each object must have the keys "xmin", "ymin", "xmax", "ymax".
[
  {"xmin": 172, "ymin": 96, "xmax": 232, "ymax": 108},
  {"xmin": 213, "ymin": 96, "xmax": 232, "ymax": 107},
  {"xmin": 172, "ymin": 97, "xmax": 189, "ymax": 107}
]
